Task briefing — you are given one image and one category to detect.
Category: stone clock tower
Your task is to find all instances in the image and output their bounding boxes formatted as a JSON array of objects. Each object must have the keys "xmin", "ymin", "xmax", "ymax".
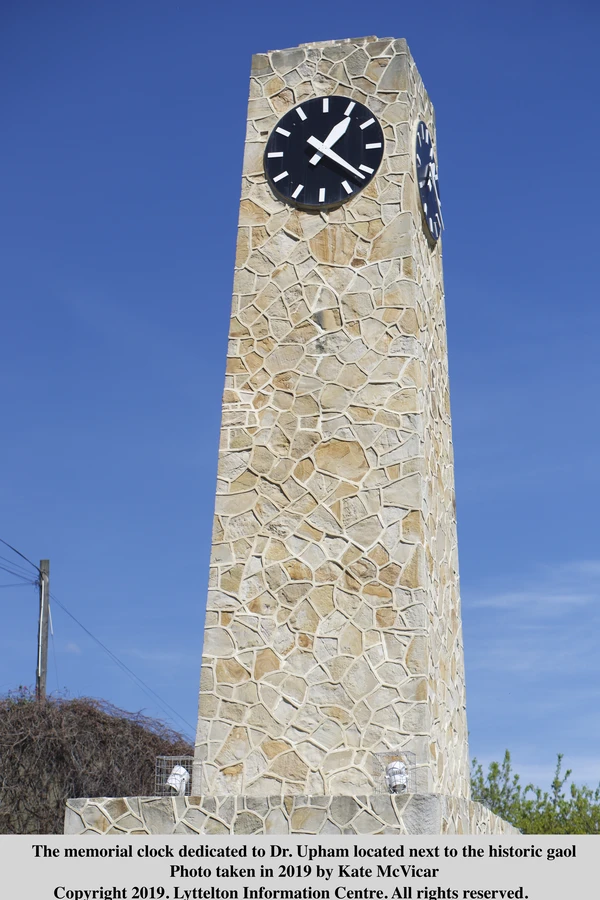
[
  {"xmin": 196, "ymin": 33, "xmax": 464, "ymax": 799},
  {"xmin": 188, "ymin": 35, "xmax": 513, "ymax": 834},
  {"xmin": 66, "ymin": 36, "xmax": 515, "ymax": 835}
]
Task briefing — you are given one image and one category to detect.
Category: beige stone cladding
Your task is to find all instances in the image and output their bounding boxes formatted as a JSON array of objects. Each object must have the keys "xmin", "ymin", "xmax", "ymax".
[
  {"xmin": 65, "ymin": 796, "xmax": 519, "ymax": 835},
  {"xmin": 194, "ymin": 36, "xmax": 470, "ymax": 801}
]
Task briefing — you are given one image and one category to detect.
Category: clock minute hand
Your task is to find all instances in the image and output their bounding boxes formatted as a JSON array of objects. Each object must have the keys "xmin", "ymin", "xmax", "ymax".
[
  {"xmin": 309, "ymin": 115, "xmax": 351, "ymax": 165},
  {"xmin": 429, "ymin": 165, "xmax": 445, "ymax": 229},
  {"xmin": 306, "ymin": 136, "xmax": 365, "ymax": 180}
]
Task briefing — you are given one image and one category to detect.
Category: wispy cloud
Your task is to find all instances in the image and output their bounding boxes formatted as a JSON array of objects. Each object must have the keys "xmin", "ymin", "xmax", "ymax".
[
  {"xmin": 468, "ymin": 559, "xmax": 600, "ymax": 614},
  {"xmin": 464, "ymin": 559, "xmax": 600, "ymax": 679},
  {"xmin": 65, "ymin": 642, "xmax": 82, "ymax": 655}
]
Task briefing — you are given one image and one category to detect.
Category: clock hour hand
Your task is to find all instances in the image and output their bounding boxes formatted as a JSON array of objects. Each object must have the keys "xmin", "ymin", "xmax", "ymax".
[
  {"xmin": 309, "ymin": 115, "xmax": 351, "ymax": 165},
  {"xmin": 306, "ymin": 135, "xmax": 365, "ymax": 180}
]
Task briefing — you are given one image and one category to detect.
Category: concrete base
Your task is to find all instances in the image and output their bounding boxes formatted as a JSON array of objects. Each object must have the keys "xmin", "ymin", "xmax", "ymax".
[{"xmin": 65, "ymin": 794, "xmax": 518, "ymax": 835}]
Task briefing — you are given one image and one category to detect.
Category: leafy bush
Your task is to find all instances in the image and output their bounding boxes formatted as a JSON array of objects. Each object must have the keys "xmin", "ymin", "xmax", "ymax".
[
  {"xmin": 471, "ymin": 750, "xmax": 600, "ymax": 834},
  {"xmin": 0, "ymin": 688, "xmax": 193, "ymax": 834}
]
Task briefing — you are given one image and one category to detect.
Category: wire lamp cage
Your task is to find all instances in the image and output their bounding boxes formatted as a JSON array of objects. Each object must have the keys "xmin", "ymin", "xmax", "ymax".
[
  {"xmin": 155, "ymin": 756, "xmax": 194, "ymax": 797},
  {"xmin": 372, "ymin": 750, "xmax": 417, "ymax": 794}
]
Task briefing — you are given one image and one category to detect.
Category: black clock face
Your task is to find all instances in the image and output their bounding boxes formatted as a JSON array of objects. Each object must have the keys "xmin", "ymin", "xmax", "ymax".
[
  {"xmin": 264, "ymin": 96, "xmax": 384, "ymax": 209},
  {"xmin": 415, "ymin": 121, "xmax": 443, "ymax": 242}
]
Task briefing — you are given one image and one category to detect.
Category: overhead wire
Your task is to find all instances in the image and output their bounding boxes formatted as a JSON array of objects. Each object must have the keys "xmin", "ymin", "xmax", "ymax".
[
  {"xmin": 0, "ymin": 535, "xmax": 196, "ymax": 740},
  {"xmin": 0, "ymin": 538, "xmax": 40, "ymax": 575},
  {"xmin": 0, "ymin": 563, "xmax": 37, "ymax": 583},
  {"xmin": 0, "ymin": 553, "xmax": 38, "ymax": 578},
  {"xmin": 49, "ymin": 591, "xmax": 196, "ymax": 739}
]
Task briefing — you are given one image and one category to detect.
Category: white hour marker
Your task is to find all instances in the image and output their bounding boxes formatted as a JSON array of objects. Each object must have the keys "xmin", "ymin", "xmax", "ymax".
[
  {"xmin": 341, "ymin": 180, "xmax": 352, "ymax": 194},
  {"xmin": 344, "ymin": 101, "xmax": 356, "ymax": 115},
  {"xmin": 267, "ymin": 151, "xmax": 284, "ymax": 158},
  {"xmin": 360, "ymin": 117, "xmax": 375, "ymax": 129},
  {"xmin": 319, "ymin": 188, "xmax": 326, "ymax": 202},
  {"xmin": 365, "ymin": 142, "xmax": 382, "ymax": 149},
  {"xmin": 273, "ymin": 171, "xmax": 288, "ymax": 182},
  {"xmin": 296, "ymin": 107, "xmax": 307, "ymax": 121},
  {"xmin": 291, "ymin": 184, "xmax": 304, "ymax": 199},
  {"xmin": 359, "ymin": 164, "xmax": 374, "ymax": 174},
  {"xmin": 276, "ymin": 127, "xmax": 290, "ymax": 136},
  {"xmin": 322, "ymin": 98, "xmax": 329, "ymax": 112}
]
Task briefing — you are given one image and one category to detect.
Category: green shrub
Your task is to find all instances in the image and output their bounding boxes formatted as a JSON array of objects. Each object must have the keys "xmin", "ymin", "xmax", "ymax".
[{"xmin": 471, "ymin": 750, "xmax": 600, "ymax": 834}]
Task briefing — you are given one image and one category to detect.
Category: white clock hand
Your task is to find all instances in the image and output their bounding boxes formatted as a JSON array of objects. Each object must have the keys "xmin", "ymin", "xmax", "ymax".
[
  {"xmin": 309, "ymin": 115, "xmax": 351, "ymax": 165},
  {"xmin": 420, "ymin": 160, "xmax": 434, "ymax": 189},
  {"xmin": 306, "ymin": 135, "xmax": 365, "ymax": 180},
  {"xmin": 429, "ymin": 165, "xmax": 444, "ymax": 229}
]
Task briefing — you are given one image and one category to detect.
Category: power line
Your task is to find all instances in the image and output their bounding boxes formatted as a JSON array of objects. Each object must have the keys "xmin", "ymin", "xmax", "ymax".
[
  {"xmin": 49, "ymin": 591, "xmax": 196, "ymax": 739},
  {"xmin": 0, "ymin": 556, "xmax": 36, "ymax": 575},
  {"xmin": 0, "ymin": 563, "xmax": 37, "ymax": 583},
  {"xmin": 0, "ymin": 535, "xmax": 196, "ymax": 740},
  {"xmin": 0, "ymin": 553, "xmax": 38, "ymax": 578},
  {"xmin": 0, "ymin": 538, "xmax": 40, "ymax": 575}
]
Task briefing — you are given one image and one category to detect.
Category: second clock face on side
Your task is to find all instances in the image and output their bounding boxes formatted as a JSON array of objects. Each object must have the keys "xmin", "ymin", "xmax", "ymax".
[
  {"xmin": 264, "ymin": 96, "xmax": 384, "ymax": 210},
  {"xmin": 415, "ymin": 121, "xmax": 443, "ymax": 242}
]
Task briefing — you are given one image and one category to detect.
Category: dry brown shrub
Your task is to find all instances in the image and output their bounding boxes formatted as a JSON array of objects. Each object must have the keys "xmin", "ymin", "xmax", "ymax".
[{"xmin": 0, "ymin": 688, "xmax": 193, "ymax": 834}]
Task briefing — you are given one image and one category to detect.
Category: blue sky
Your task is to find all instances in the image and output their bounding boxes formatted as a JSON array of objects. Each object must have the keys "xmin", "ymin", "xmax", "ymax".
[{"xmin": 1, "ymin": 1, "xmax": 599, "ymax": 790}]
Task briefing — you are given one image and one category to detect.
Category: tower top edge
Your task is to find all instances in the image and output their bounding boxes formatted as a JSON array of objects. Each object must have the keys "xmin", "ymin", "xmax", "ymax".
[{"xmin": 258, "ymin": 35, "xmax": 409, "ymax": 55}]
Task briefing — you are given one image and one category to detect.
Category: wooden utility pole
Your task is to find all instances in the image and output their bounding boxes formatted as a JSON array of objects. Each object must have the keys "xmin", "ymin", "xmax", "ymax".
[{"xmin": 36, "ymin": 559, "xmax": 49, "ymax": 702}]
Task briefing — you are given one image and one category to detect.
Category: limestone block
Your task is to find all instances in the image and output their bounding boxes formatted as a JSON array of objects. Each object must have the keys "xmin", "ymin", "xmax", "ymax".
[
  {"xmin": 139, "ymin": 800, "xmax": 176, "ymax": 835},
  {"xmin": 272, "ymin": 49, "xmax": 305, "ymax": 74}
]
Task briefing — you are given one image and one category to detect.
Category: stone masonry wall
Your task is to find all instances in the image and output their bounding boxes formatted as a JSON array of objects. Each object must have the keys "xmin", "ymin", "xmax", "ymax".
[
  {"xmin": 194, "ymin": 36, "xmax": 470, "ymax": 801},
  {"xmin": 65, "ymin": 796, "xmax": 519, "ymax": 835}
]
